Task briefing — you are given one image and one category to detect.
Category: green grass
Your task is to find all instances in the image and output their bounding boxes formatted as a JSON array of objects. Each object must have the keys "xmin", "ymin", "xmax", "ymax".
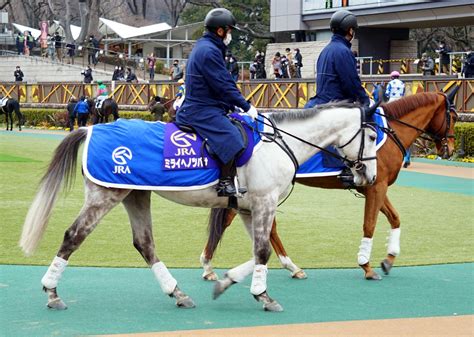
[{"xmin": 0, "ymin": 132, "xmax": 473, "ymax": 269}]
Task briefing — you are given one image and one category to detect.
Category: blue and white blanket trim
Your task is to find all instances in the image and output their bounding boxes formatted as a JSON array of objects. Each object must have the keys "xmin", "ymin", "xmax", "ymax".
[
  {"xmin": 296, "ymin": 107, "xmax": 388, "ymax": 178},
  {"xmin": 83, "ymin": 117, "xmax": 262, "ymax": 191}
]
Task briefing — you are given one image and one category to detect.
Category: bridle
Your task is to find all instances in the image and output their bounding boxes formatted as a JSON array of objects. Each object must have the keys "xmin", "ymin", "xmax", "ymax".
[
  {"xmin": 256, "ymin": 107, "xmax": 378, "ymax": 180},
  {"xmin": 374, "ymin": 93, "xmax": 458, "ymax": 158}
]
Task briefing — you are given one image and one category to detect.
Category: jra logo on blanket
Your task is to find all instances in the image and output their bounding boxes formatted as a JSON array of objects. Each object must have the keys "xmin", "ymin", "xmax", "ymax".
[{"xmin": 112, "ymin": 146, "xmax": 132, "ymax": 174}]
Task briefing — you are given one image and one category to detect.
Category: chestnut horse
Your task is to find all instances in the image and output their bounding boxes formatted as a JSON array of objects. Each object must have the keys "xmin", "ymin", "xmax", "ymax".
[
  {"xmin": 90, "ymin": 98, "xmax": 119, "ymax": 124},
  {"xmin": 201, "ymin": 90, "xmax": 459, "ymax": 282}
]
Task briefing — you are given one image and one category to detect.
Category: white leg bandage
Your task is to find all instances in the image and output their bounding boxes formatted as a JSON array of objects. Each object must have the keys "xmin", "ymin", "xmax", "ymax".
[
  {"xmin": 226, "ymin": 259, "xmax": 255, "ymax": 283},
  {"xmin": 151, "ymin": 262, "xmax": 177, "ymax": 295},
  {"xmin": 357, "ymin": 237, "xmax": 373, "ymax": 266},
  {"xmin": 387, "ymin": 228, "xmax": 401, "ymax": 256},
  {"xmin": 250, "ymin": 264, "xmax": 268, "ymax": 295},
  {"xmin": 41, "ymin": 256, "xmax": 68, "ymax": 289}
]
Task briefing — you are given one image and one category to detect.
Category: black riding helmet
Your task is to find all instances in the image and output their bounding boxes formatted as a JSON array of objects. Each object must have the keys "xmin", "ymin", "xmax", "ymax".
[
  {"xmin": 330, "ymin": 10, "xmax": 358, "ymax": 35},
  {"xmin": 205, "ymin": 8, "xmax": 237, "ymax": 31}
]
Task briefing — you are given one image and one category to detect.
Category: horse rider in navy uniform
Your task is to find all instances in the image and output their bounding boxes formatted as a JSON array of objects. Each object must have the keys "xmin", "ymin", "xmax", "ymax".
[
  {"xmin": 305, "ymin": 10, "xmax": 369, "ymax": 109},
  {"xmin": 176, "ymin": 8, "xmax": 258, "ymax": 197},
  {"xmin": 305, "ymin": 9, "xmax": 370, "ymax": 183}
]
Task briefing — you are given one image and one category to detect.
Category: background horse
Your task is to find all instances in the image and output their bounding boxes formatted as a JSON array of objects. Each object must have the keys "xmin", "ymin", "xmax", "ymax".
[
  {"xmin": 162, "ymin": 97, "xmax": 176, "ymax": 121},
  {"xmin": 0, "ymin": 97, "xmax": 24, "ymax": 131},
  {"xmin": 90, "ymin": 98, "xmax": 119, "ymax": 124},
  {"xmin": 201, "ymin": 90, "xmax": 459, "ymax": 282},
  {"xmin": 20, "ymin": 102, "xmax": 378, "ymax": 312}
]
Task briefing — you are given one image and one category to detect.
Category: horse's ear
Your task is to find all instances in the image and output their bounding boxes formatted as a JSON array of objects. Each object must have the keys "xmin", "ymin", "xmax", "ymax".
[
  {"xmin": 364, "ymin": 92, "xmax": 382, "ymax": 117},
  {"xmin": 447, "ymin": 85, "xmax": 460, "ymax": 105}
]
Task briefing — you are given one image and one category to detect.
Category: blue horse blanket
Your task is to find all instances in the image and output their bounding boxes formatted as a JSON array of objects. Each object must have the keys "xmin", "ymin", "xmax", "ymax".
[
  {"xmin": 296, "ymin": 108, "xmax": 388, "ymax": 177},
  {"xmin": 83, "ymin": 116, "xmax": 260, "ymax": 191}
]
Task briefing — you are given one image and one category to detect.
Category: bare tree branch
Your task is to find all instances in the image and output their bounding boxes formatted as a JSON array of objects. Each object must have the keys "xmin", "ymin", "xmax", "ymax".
[{"xmin": 0, "ymin": 0, "xmax": 10, "ymax": 10}]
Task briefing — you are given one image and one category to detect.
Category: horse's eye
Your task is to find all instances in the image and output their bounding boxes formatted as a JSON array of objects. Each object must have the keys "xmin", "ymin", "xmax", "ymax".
[{"xmin": 369, "ymin": 135, "xmax": 376, "ymax": 142}]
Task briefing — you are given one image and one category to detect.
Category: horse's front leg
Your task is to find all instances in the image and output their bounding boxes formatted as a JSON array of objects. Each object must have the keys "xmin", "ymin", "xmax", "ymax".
[
  {"xmin": 123, "ymin": 190, "xmax": 194, "ymax": 308},
  {"xmin": 358, "ymin": 183, "xmax": 388, "ymax": 280},
  {"xmin": 250, "ymin": 199, "xmax": 283, "ymax": 311},
  {"xmin": 42, "ymin": 182, "xmax": 130, "ymax": 310},
  {"xmin": 379, "ymin": 195, "xmax": 401, "ymax": 275}
]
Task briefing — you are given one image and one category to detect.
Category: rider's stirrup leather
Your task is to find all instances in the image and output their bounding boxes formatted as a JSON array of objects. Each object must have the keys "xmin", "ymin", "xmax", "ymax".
[{"xmin": 216, "ymin": 177, "xmax": 247, "ymax": 197}]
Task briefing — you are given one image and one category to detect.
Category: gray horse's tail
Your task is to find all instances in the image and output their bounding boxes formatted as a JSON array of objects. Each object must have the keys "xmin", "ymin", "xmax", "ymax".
[
  {"xmin": 20, "ymin": 128, "xmax": 88, "ymax": 256},
  {"xmin": 206, "ymin": 208, "xmax": 231, "ymax": 259}
]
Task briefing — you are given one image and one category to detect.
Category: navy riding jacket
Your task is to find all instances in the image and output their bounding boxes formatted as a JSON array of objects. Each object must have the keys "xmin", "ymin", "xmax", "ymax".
[
  {"xmin": 305, "ymin": 34, "xmax": 369, "ymax": 108},
  {"xmin": 176, "ymin": 32, "xmax": 250, "ymax": 164}
]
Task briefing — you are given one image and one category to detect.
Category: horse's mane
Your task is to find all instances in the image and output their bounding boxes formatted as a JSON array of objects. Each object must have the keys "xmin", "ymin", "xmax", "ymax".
[
  {"xmin": 271, "ymin": 101, "xmax": 358, "ymax": 123},
  {"xmin": 382, "ymin": 92, "xmax": 440, "ymax": 119}
]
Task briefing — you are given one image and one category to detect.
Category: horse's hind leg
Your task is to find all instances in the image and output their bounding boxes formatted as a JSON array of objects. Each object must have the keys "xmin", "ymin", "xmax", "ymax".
[
  {"xmin": 270, "ymin": 218, "xmax": 306, "ymax": 279},
  {"xmin": 201, "ymin": 208, "xmax": 238, "ymax": 281},
  {"xmin": 42, "ymin": 181, "xmax": 130, "ymax": 310},
  {"xmin": 122, "ymin": 190, "xmax": 194, "ymax": 308},
  {"xmin": 380, "ymin": 195, "xmax": 401, "ymax": 275}
]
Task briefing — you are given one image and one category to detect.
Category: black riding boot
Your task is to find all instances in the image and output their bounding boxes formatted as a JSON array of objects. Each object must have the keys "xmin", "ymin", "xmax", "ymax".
[{"xmin": 216, "ymin": 159, "xmax": 247, "ymax": 197}]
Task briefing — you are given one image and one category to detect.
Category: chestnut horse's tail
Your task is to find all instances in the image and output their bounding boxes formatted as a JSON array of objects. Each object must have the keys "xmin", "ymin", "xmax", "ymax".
[
  {"xmin": 206, "ymin": 208, "xmax": 232, "ymax": 259},
  {"xmin": 20, "ymin": 128, "xmax": 88, "ymax": 256}
]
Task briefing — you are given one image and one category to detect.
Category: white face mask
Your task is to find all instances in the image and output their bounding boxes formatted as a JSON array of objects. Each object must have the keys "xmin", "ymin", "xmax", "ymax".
[{"xmin": 223, "ymin": 32, "xmax": 232, "ymax": 46}]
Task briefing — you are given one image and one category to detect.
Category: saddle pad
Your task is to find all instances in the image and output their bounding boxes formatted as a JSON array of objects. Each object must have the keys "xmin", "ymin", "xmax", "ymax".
[
  {"xmin": 83, "ymin": 117, "xmax": 261, "ymax": 191},
  {"xmin": 296, "ymin": 108, "xmax": 388, "ymax": 178},
  {"xmin": 0, "ymin": 97, "xmax": 8, "ymax": 107}
]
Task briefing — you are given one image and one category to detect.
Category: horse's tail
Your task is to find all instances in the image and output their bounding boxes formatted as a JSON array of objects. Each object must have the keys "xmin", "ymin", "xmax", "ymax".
[
  {"xmin": 20, "ymin": 128, "xmax": 88, "ymax": 256},
  {"xmin": 206, "ymin": 208, "xmax": 232, "ymax": 259},
  {"xmin": 111, "ymin": 100, "xmax": 119, "ymax": 120}
]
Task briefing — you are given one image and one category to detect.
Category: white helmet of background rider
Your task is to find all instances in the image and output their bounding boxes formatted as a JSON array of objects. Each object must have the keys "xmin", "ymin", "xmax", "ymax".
[{"xmin": 204, "ymin": 8, "xmax": 238, "ymax": 46}]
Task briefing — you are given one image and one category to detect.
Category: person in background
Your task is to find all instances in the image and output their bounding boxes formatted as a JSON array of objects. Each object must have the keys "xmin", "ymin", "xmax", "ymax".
[
  {"xmin": 249, "ymin": 61, "xmax": 257, "ymax": 80},
  {"xmin": 170, "ymin": 59, "xmax": 184, "ymax": 80},
  {"xmin": 294, "ymin": 48, "xmax": 303, "ymax": 78},
  {"xmin": 352, "ymin": 50, "xmax": 360, "ymax": 75},
  {"xmin": 95, "ymin": 80, "xmax": 108, "ymax": 109},
  {"xmin": 87, "ymin": 35, "xmax": 99, "ymax": 66},
  {"xmin": 73, "ymin": 96, "xmax": 90, "ymax": 127},
  {"xmin": 16, "ymin": 32, "xmax": 24, "ymax": 55},
  {"xmin": 436, "ymin": 41, "xmax": 450, "ymax": 74},
  {"xmin": 385, "ymin": 71, "xmax": 405, "ymax": 102},
  {"xmin": 54, "ymin": 32, "xmax": 63, "ymax": 61},
  {"xmin": 117, "ymin": 66, "xmax": 125, "ymax": 81},
  {"xmin": 280, "ymin": 54, "xmax": 289, "ymax": 78},
  {"xmin": 47, "ymin": 34, "xmax": 55, "ymax": 61},
  {"xmin": 462, "ymin": 51, "xmax": 474, "ymax": 79},
  {"xmin": 82, "ymin": 66, "xmax": 93, "ymax": 83},
  {"xmin": 421, "ymin": 52, "xmax": 435, "ymax": 76},
  {"xmin": 125, "ymin": 67, "xmax": 138, "ymax": 82},
  {"xmin": 66, "ymin": 41, "xmax": 76, "ymax": 64},
  {"xmin": 286, "ymin": 47, "xmax": 295, "ymax": 78},
  {"xmin": 148, "ymin": 96, "xmax": 166, "ymax": 121},
  {"xmin": 67, "ymin": 96, "xmax": 78, "ymax": 132},
  {"xmin": 14, "ymin": 66, "xmax": 24, "ymax": 82},
  {"xmin": 147, "ymin": 53, "xmax": 156, "ymax": 81},
  {"xmin": 112, "ymin": 66, "xmax": 120, "ymax": 81},
  {"xmin": 173, "ymin": 78, "xmax": 186, "ymax": 112},
  {"xmin": 226, "ymin": 53, "xmax": 239, "ymax": 82},
  {"xmin": 272, "ymin": 52, "xmax": 282, "ymax": 79}
]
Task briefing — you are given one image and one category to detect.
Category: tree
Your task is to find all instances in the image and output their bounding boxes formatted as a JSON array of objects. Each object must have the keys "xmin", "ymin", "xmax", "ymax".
[{"xmin": 164, "ymin": 0, "xmax": 188, "ymax": 27}]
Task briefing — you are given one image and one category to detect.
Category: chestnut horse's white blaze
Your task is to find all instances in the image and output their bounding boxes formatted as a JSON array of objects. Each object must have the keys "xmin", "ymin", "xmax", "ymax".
[{"xmin": 20, "ymin": 103, "xmax": 378, "ymax": 312}]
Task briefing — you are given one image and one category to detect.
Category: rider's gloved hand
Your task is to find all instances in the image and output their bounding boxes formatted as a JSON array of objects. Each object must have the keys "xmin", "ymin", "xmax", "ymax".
[{"xmin": 246, "ymin": 105, "xmax": 258, "ymax": 121}]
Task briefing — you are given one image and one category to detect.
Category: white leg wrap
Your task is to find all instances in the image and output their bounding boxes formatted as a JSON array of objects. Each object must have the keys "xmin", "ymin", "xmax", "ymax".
[
  {"xmin": 387, "ymin": 228, "xmax": 401, "ymax": 256},
  {"xmin": 151, "ymin": 262, "xmax": 177, "ymax": 295},
  {"xmin": 250, "ymin": 264, "xmax": 268, "ymax": 296},
  {"xmin": 226, "ymin": 259, "xmax": 255, "ymax": 283},
  {"xmin": 357, "ymin": 237, "xmax": 373, "ymax": 266},
  {"xmin": 41, "ymin": 256, "xmax": 68, "ymax": 289}
]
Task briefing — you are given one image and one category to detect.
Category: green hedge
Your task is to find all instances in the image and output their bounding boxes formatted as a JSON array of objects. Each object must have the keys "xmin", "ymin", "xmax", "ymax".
[
  {"xmin": 17, "ymin": 108, "xmax": 158, "ymax": 128},
  {"xmin": 454, "ymin": 123, "xmax": 474, "ymax": 156}
]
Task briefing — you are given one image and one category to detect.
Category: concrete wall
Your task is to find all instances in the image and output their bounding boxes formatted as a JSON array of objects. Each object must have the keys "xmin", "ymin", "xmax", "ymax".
[
  {"xmin": 265, "ymin": 40, "xmax": 329, "ymax": 79},
  {"xmin": 390, "ymin": 40, "xmax": 418, "ymax": 73},
  {"xmin": 270, "ymin": 0, "xmax": 307, "ymax": 32}
]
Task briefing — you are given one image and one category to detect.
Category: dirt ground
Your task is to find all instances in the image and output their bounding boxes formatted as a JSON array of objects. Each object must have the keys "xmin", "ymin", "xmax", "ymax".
[
  {"xmin": 98, "ymin": 315, "xmax": 473, "ymax": 337},
  {"xmin": 404, "ymin": 161, "xmax": 473, "ymax": 179}
]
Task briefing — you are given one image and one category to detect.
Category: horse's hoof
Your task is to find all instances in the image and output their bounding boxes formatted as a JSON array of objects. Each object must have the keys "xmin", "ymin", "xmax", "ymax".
[
  {"xmin": 291, "ymin": 270, "xmax": 307, "ymax": 279},
  {"xmin": 202, "ymin": 271, "xmax": 218, "ymax": 281},
  {"xmin": 47, "ymin": 298, "xmax": 67, "ymax": 310},
  {"xmin": 365, "ymin": 272, "xmax": 382, "ymax": 281},
  {"xmin": 381, "ymin": 259, "xmax": 393, "ymax": 275},
  {"xmin": 264, "ymin": 300, "xmax": 284, "ymax": 312},
  {"xmin": 212, "ymin": 280, "xmax": 228, "ymax": 300},
  {"xmin": 176, "ymin": 296, "xmax": 195, "ymax": 309}
]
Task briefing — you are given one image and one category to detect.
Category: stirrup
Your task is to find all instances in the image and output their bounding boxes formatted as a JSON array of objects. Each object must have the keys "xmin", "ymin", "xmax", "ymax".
[{"xmin": 233, "ymin": 176, "xmax": 247, "ymax": 198}]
